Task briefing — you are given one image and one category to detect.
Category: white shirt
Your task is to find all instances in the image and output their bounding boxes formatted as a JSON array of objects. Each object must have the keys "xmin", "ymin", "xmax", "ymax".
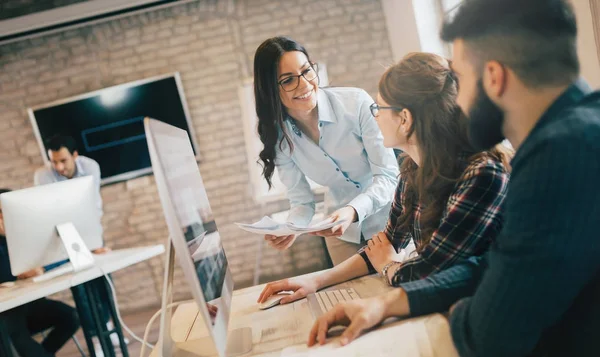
[
  {"xmin": 276, "ymin": 87, "xmax": 399, "ymax": 243},
  {"xmin": 34, "ymin": 155, "xmax": 103, "ymax": 218}
]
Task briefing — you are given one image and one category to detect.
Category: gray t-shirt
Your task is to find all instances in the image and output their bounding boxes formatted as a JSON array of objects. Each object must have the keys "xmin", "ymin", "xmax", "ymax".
[{"xmin": 34, "ymin": 155, "xmax": 103, "ymax": 217}]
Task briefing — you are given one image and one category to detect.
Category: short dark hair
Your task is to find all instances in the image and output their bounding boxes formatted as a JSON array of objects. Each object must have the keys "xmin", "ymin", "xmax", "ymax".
[
  {"xmin": 441, "ymin": 0, "xmax": 579, "ymax": 88},
  {"xmin": 46, "ymin": 135, "xmax": 77, "ymax": 155}
]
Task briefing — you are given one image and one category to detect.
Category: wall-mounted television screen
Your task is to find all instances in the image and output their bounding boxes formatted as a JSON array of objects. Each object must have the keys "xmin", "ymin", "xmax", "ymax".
[{"xmin": 28, "ymin": 72, "xmax": 199, "ymax": 185}]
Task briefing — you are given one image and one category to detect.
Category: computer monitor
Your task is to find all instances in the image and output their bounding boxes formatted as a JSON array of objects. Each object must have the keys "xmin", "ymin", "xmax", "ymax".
[
  {"xmin": 144, "ymin": 118, "xmax": 251, "ymax": 357},
  {"xmin": 0, "ymin": 176, "xmax": 103, "ymax": 276}
]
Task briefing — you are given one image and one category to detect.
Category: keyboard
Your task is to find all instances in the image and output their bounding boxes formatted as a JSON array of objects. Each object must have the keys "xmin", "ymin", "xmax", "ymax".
[
  {"xmin": 32, "ymin": 263, "xmax": 74, "ymax": 283},
  {"xmin": 307, "ymin": 288, "xmax": 360, "ymax": 318}
]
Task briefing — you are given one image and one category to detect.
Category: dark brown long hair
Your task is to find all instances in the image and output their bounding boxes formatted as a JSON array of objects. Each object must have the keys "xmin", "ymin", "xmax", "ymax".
[
  {"xmin": 253, "ymin": 37, "xmax": 312, "ymax": 189},
  {"xmin": 379, "ymin": 52, "xmax": 511, "ymax": 251}
]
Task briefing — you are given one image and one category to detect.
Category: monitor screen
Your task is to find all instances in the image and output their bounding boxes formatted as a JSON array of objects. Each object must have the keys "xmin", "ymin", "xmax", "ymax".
[
  {"xmin": 28, "ymin": 73, "xmax": 198, "ymax": 185},
  {"xmin": 145, "ymin": 118, "xmax": 232, "ymax": 352}
]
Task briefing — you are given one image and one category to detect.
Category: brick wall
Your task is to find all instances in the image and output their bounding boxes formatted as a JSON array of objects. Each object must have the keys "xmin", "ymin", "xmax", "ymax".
[{"xmin": 0, "ymin": 0, "xmax": 393, "ymax": 313}]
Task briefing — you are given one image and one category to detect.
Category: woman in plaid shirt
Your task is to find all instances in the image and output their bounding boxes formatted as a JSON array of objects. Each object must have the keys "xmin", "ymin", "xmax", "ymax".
[
  {"xmin": 359, "ymin": 53, "xmax": 512, "ymax": 285},
  {"xmin": 257, "ymin": 52, "xmax": 511, "ymax": 305}
]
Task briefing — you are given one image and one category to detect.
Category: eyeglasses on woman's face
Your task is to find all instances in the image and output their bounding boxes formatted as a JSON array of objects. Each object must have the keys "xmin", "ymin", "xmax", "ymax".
[
  {"xmin": 278, "ymin": 63, "xmax": 319, "ymax": 92},
  {"xmin": 369, "ymin": 102, "xmax": 404, "ymax": 117}
]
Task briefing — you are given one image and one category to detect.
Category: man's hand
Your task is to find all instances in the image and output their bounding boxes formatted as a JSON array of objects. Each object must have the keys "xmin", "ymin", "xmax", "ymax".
[
  {"xmin": 312, "ymin": 206, "xmax": 357, "ymax": 239},
  {"xmin": 264, "ymin": 234, "xmax": 297, "ymax": 250},
  {"xmin": 17, "ymin": 267, "xmax": 45, "ymax": 280},
  {"xmin": 364, "ymin": 232, "xmax": 397, "ymax": 273},
  {"xmin": 307, "ymin": 289, "xmax": 410, "ymax": 346},
  {"xmin": 92, "ymin": 247, "xmax": 112, "ymax": 254}
]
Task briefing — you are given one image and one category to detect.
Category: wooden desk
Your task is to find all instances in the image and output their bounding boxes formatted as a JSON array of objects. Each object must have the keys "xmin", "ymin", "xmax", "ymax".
[{"xmin": 151, "ymin": 273, "xmax": 459, "ymax": 357}]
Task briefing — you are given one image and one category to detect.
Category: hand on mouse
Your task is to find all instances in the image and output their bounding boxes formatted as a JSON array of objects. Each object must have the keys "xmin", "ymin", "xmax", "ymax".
[{"xmin": 257, "ymin": 276, "xmax": 319, "ymax": 305}]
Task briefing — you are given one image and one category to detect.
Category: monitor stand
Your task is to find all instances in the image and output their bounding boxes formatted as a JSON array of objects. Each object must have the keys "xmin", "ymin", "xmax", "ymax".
[
  {"xmin": 56, "ymin": 222, "xmax": 95, "ymax": 272},
  {"xmin": 157, "ymin": 241, "xmax": 252, "ymax": 357}
]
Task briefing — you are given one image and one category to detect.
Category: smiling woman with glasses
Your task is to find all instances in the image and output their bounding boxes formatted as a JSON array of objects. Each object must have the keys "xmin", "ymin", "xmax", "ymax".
[{"xmin": 252, "ymin": 36, "xmax": 398, "ymax": 266}]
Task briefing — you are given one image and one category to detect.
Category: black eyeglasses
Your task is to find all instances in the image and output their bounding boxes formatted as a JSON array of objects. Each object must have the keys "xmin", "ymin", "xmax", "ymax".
[
  {"xmin": 369, "ymin": 103, "xmax": 404, "ymax": 117},
  {"xmin": 278, "ymin": 63, "xmax": 319, "ymax": 92}
]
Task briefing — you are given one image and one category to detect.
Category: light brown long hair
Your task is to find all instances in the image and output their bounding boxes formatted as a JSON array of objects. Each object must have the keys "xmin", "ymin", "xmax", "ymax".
[{"xmin": 379, "ymin": 52, "xmax": 511, "ymax": 251}]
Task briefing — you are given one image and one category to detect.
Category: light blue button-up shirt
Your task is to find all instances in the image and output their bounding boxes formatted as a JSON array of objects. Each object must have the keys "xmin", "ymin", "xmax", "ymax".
[
  {"xmin": 34, "ymin": 155, "xmax": 103, "ymax": 218},
  {"xmin": 275, "ymin": 87, "xmax": 399, "ymax": 244}
]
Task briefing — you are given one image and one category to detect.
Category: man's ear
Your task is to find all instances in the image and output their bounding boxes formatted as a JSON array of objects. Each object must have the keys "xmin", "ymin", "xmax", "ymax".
[
  {"xmin": 482, "ymin": 60, "xmax": 508, "ymax": 99},
  {"xmin": 72, "ymin": 150, "xmax": 79, "ymax": 159}
]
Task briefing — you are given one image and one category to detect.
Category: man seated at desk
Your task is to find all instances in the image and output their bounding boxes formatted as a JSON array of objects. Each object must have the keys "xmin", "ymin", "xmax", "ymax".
[
  {"xmin": 34, "ymin": 134, "xmax": 110, "ymax": 255},
  {"xmin": 34, "ymin": 134, "xmax": 125, "ymax": 353},
  {"xmin": 34, "ymin": 135, "xmax": 104, "ymax": 231},
  {"xmin": 0, "ymin": 188, "xmax": 80, "ymax": 357}
]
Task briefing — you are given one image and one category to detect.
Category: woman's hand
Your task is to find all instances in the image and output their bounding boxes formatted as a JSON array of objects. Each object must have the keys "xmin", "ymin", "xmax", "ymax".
[
  {"xmin": 207, "ymin": 303, "xmax": 218, "ymax": 317},
  {"xmin": 364, "ymin": 232, "xmax": 397, "ymax": 273},
  {"xmin": 257, "ymin": 276, "xmax": 320, "ymax": 305},
  {"xmin": 312, "ymin": 206, "xmax": 357, "ymax": 238},
  {"xmin": 264, "ymin": 234, "xmax": 297, "ymax": 250}
]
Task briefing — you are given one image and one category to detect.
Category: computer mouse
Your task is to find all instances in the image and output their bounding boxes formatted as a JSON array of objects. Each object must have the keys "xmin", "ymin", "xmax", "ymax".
[{"xmin": 258, "ymin": 293, "xmax": 291, "ymax": 310}]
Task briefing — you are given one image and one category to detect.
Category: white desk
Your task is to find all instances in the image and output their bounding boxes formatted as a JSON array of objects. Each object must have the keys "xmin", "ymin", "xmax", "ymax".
[
  {"xmin": 151, "ymin": 273, "xmax": 459, "ymax": 357},
  {"xmin": 0, "ymin": 245, "xmax": 165, "ymax": 357},
  {"xmin": 0, "ymin": 245, "xmax": 165, "ymax": 313}
]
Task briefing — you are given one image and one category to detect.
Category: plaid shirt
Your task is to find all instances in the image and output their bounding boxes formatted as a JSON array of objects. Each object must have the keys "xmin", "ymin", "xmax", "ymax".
[{"xmin": 359, "ymin": 152, "xmax": 509, "ymax": 283}]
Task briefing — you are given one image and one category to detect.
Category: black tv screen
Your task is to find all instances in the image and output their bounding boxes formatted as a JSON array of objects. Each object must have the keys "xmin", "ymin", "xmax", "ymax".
[{"xmin": 28, "ymin": 73, "xmax": 198, "ymax": 185}]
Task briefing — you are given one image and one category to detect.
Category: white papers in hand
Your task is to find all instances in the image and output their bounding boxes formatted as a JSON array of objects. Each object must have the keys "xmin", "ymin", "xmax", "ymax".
[{"xmin": 235, "ymin": 216, "xmax": 347, "ymax": 236}]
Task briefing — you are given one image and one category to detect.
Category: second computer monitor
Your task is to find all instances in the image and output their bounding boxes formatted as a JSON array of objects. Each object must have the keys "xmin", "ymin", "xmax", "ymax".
[{"xmin": 0, "ymin": 176, "xmax": 103, "ymax": 276}]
